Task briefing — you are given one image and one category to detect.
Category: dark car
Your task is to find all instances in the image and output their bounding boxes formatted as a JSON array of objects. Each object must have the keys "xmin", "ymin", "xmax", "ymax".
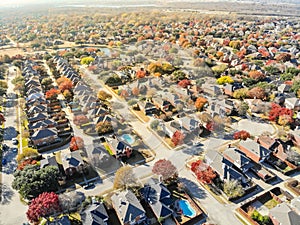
[{"xmin": 83, "ymin": 182, "xmax": 95, "ymax": 190}]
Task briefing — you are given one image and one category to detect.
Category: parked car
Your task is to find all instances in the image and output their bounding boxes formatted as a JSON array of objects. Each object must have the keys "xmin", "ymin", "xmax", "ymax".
[
  {"xmin": 2, "ymin": 143, "xmax": 9, "ymax": 151},
  {"xmin": 83, "ymin": 182, "xmax": 95, "ymax": 190},
  {"xmin": 2, "ymin": 158, "xmax": 7, "ymax": 165},
  {"xmin": 12, "ymin": 138, "xmax": 18, "ymax": 145}
]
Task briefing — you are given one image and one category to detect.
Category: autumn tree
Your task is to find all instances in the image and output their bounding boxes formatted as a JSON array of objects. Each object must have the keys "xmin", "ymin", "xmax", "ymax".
[
  {"xmin": 73, "ymin": 115, "xmax": 89, "ymax": 126},
  {"xmin": 191, "ymin": 160, "xmax": 216, "ymax": 184},
  {"xmin": 113, "ymin": 165, "xmax": 137, "ymax": 190},
  {"xmin": 237, "ymin": 102, "xmax": 249, "ymax": 116},
  {"xmin": 171, "ymin": 70, "xmax": 187, "ymax": 82},
  {"xmin": 17, "ymin": 158, "xmax": 38, "ymax": 171},
  {"xmin": 97, "ymin": 90, "xmax": 112, "ymax": 101},
  {"xmin": 268, "ymin": 103, "xmax": 293, "ymax": 125},
  {"xmin": 171, "ymin": 130, "xmax": 184, "ymax": 146},
  {"xmin": 45, "ymin": 88, "xmax": 60, "ymax": 99},
  {"xmin": 16, "ymin": 147, "xmax": 39, "ymax": 163},
  {"xmin": 136, "ymin": 68, "xmax": 146, "ymax": 78},
  {"xmin": 80, "ymin": 56, "xmax": 95, "ymax": 65},
  {"xmin": 59, "ymin": 80, "xmax": 73, "ymax": 92},
  {"xmin": 233, "ymin": 130, "xmax": 250, "ymax": 140},
  {"xmin": 132, "ymin": 87, "xmax": 140, "ymax": 96},
  {"xmin": 233, "ymin": 88, "xmax": 249, "ymax": 99},
  {"xmin": 27, "ymin": 192, "xmax": 61, "ymax": 223},
  {"xmin": 248, "ymin": 70, "xmax": 265, "ymax": 81},
  {"xmin": 96, "ymin": 121, "xmax": 113, "ymax": 134},
  {"xmin": 223, "ymin": 180, "xmax": 245, "ymax": 198},
  {"xmin": 152, "ymin": 159, "xmax": 178, "ymax": 181},
  {"xmin": 195, "ymin": 97, "xmax": 208, "ymax": 111},
  {"xmin": 70, "ymin": 136, "xmax": 84, "ymax": 151},
  {"xmin": 178, "ymin": 79, "xmax": 191, "ymax": 88},
  {"xmin": 41, "ymin": 77, "xmax": 53, "ymax": 86},
  {"xmin": 247, "ymin": 87, "xmax": 266, "ymax": 99},
  {"xmin": 216, "ymin": 76, "xmax": 234, "ymax": 85}
]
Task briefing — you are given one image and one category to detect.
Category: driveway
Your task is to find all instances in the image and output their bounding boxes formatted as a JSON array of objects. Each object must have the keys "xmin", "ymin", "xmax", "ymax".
[{"xmin": 231, "ymin": 119, "xmax": 275, "ymax": 136}]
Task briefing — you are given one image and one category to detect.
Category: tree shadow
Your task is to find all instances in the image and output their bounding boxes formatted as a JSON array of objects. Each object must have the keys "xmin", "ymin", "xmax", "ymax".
[
  {"xmin": 0, "ymin": 183, "xmax": 15, "ymax": 205},
  {"xmin": 182, "ymin": 146, "xmax": 204, "ymax": 156},
  {"xmin": 179, "ymin": 177, "xmax": 207, "ymax": 199},
  {"xmin": 2, "ymin": 150, "xmax": 18, "ymax": 174}
]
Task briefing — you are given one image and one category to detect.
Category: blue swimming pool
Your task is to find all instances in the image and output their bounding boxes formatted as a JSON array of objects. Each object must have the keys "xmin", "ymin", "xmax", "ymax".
[
  {"xmin": 121, "ymin": 134, "xmax": 135, "ymax": 145},
  {"xmin": 179, "ymin": 200, "xmax": 196, "ymax": 217}
]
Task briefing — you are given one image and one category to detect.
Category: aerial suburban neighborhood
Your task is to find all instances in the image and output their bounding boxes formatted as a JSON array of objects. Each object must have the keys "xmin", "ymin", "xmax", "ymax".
[{"xmin": 0, "ymin": 0, "xmax": 300, "ymax": 225}]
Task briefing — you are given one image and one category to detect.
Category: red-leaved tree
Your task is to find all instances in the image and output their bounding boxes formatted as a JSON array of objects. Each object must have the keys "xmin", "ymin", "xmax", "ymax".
[
  {"xmin": 195, "ymin": 97, "xmax": 208, "ymax": 111},
  {"xmin": 178, "ymin": 79, "xmax": 191, "ymax": 88},
  {"xmin": 191, "ymin": 160, "xmax": 216, "ymax": 184},
  {"xmin": 268, "ymin": 103, "xmax": 293, "ymax": 125},
  {"xmin": 233, "ymin": 130, "xmax": 250, "ymax": 140},
  {"xmin": 17, "ymin": 158, "xmax": 38, "ymax": 171},
  {"xmin": 171, "ymin": 130, "xmax": 184, "ymax": 146},
  {"xmin": 27, "ymin": 192, "xmax": 61, "ymax": 223},
  {"xmin": 152, "ymin": 159, "xmax": 178, "ymax": 181},
  {"xmin": 70, "ymin": 136, "xmax": 84, "ymax": 151}
]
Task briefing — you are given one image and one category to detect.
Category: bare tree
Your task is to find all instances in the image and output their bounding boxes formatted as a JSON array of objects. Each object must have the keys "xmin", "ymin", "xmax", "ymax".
[{"xmin": 113, "ymin": 165, "xmax": 137, "ymax": 190}]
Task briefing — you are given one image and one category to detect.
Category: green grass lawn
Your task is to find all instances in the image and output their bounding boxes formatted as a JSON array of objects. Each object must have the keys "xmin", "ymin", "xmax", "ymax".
[
  {"xmin": 264, "ymin": 198, "xmax": 279, "ymax": 209},
  {"xmin": 103, "ymin": 142, "xmax": 114, "ymax": 155}
]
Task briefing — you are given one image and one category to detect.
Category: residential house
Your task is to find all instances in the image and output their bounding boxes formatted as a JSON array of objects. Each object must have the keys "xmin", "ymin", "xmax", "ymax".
[
  {"xmin": 201, "ymin": 83, "xmax": 222, "ymax": 97},
  {"xmin": 81, "ymin": 203, "xmax": 109, "ymax": 225},
  {"xmin": 27, "ymin": 104, "xmax": 47, "ymax": 116},
  {"xmin": 290, "ymin": 197, "xmax": 300, "ymax": 215},
  {"xmin": 238, "ymin": 139, "xmax": 272, "ymax": 163},
  {"xmin": 152, "ymin": 97, "xmax": 171, "ymax": 112},
  {"xmin": 289, "ymin": 129, "xmax": 300, "ymax": 147},
  {"xmin": 208, "ymin": 98, "xmax": 234, "ymax": 117},
  {"xmin": 137, "ymin": 100, "xmax": 157, "ymax": 115},
  {"xmin": 205, "ymin": 150, "xmax": 251, "ymax": 187},
  {"xmin": 140, "ymin": 178, "xmax": 173, "ymax": 220},
  {"xmin": 256, "ymin": 135, "xmax": 288, "ymax": 162},
  {"xmin": 285, "ymin": 97, "xmax": 300, "ymax": 110},
  {"xmin": 31, "ymin": 127, "xmax": 60, "ymax": 147},
  {"xmin": 223, "ymin": 147, "xmax": 275, "ymax": 182},
  {"xmin": 278, "ymin": 84, "xmax": 291, "ymax": 93},
  {"xmin": 161, "ymin": 121, "xmax": 178, "ymax": 138},
  {"xmin": 111, "ymin": 190, "xmax": 147, "ymax": 225},
  {"xmin": 106, "ymin": 138, "xmax": 132, "ymax": 159},
  {"xmin": 61, "ymin": 151, "xmax": 84, "ymax": 177},
  {"xmin": 28, "ymin": 119, "xmax": 57, "ymax": 132},
  {"xmin": 269, "ymin": 203, "xmax": 300, "ymax": 225},
  {"xmin": 177, "ymin": 116, "xmax": 201, "ymax": 135},
  {"xmin": 164, "ymin": 93, "xmax": 181, "ymax": 106}
]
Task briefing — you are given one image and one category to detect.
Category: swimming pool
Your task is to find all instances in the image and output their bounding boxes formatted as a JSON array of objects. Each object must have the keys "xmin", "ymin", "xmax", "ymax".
[
  {"xmin": 179, "ymin": 200, "xmax": 196, "ymax": 217},
  {"xmin": 121, "ymin": 134, "xmax": 135, "ymax": 145}
]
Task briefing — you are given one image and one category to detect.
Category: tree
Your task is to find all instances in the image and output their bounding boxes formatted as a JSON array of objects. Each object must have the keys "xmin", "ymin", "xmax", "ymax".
[
  {"xmin": 56, "ymin": 76, "xmax": 71, "ymax": 85},
  {"xmin": 17, "ymin": 158, "xmax": 38, "ymax": 171},
  {"xmin": 97, "ymin": 90, "xmax": 112, "ymax": 101},
  {"xmin": 171, "ymin": 130, "xmax": 184, "ymax": 146},
  {"xmin": 237, "ymin": 102, "xmax": 249, "ymax": 115},
  {"xmin": 233, "ymin": 130, "xmax": 250, "ymax": 140},
  {"xmin": 63, "ymin": 89, "xmax": 72, "ymax": 99},
  {"xmin": 70, "ymin": 136, "xmax": 84, "ymax": 151},
  {"xmin": 247, "ymin": 87, "xmax": 266, "ymax": 99},
  {"xmin": 171, "ymin": 70, "xmax": 187, "ymax": 82},
  {"xmin": 41, "ymin": 77, "xmax": 53, "ymax": 86},
  {"xmin": 178, "ymin": 79, "xmax": 191, "ymax": 88},
  {"xmin": 27, "ymin": 192, "xmax": 61, "ymax": 223},
  {"xmin": 16, "ymin": 147, "xmax": 39, "ymax": 163},
  {"xmin": 152, "ymin": 159, "xmax": 178, "ymax": 181},
  {"xmin": 58, "ymin": 192, "xmax": 85, "ymax": 213},
  {"xmin": 195, "ymin": 97, "xmax": 208, "ymax": 111},
  {"xmin": 45, "ymin": 88, "xmax": 60, "ymax": 99},
  {"xmin": 80, "ymin": 56, "xmax": 95, "ymax": 65},
  {"xmin": 150, "ymin": 120, "xmax": 160, "ymax": 130},
  {"xmin": 96, "ymin": 121, "xmax": 113, "ymax": 134},
  {"xmin": 191, "ymin": 160, "xmax": 216, "ymax": 184},
  {"xmin": 132, "ymin": 87, "xmax": 140, "ymax": 96},
  {"xmin": 59, "ymin": 80, "xmax": 73, "ymax": 92},
  {"xmin": 136, "ymin": 68, "xmax": 146, "ymax": 78},
  {"xmin": 216, "ymin": 76, "xmax": 234, "ymax": 85},
  {"xmin": 12, "ymin": 165, "xmax": 59, "ymax": 199},
  {"xmin": 248, "ymin": 70, "xmax": 265, "ymax": 81},
  {"xmin": 113, "ymin": 165, "xmax": 137, "ymax": 190},
  {"xmin": 73, "ymin": 115, "xmax": 89, "ymax": 126},
  {"xmin": 268, "ymin": 103, "xmax": 293, "ymax": 125},
  {"xmin": 223, "ymin": 180, "xmax": 245, "ymax": 198},
  {"xmin": 287, "ymin": 149, "xmax": 300, "ymax": 165}
]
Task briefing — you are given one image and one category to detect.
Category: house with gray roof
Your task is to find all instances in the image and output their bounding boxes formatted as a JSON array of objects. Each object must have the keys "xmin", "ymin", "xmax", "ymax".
[
  {"xmin": 269, "ymin": 203, "xmax": 300, "ymax": 225},
  {"xmin": 111, "ymin": 190, "xmax": 146, "ymax": 225},
  {"xmin": 140, "ymin": 178, "xmax": 173, "ymax": 220},
  {"xmin": 61, "ymin": 151, "xmax": 84, "ymax": 177},
  {"xmin": 238, "ymin": 139, "xmax": 272, "ymax": 163},
  {"xmin": 40, "ymin": 156, "xmax": 59, "ymax": 169},
  {"xmin": 81, "ymin": 203, "xmax": 109, "ymax": 225},
  {"xmin": 31, "ymin": 127, "xmax": 59, "ymax": 147}
]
